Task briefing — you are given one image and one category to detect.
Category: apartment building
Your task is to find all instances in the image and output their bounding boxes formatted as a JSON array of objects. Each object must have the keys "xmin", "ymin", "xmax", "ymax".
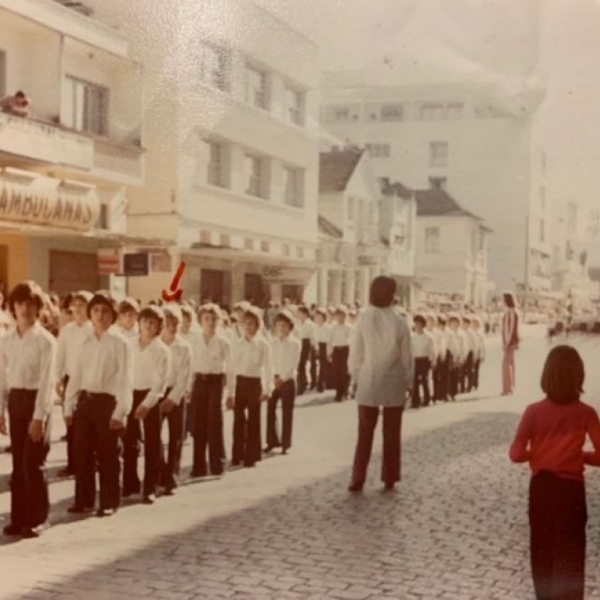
[
  {"xmin": 85, "ymin": 0, "xmax": 319, "ymax": 306},
  {"xmin": 0, "ymin": 0, "xmax": 146, "ymax": 294},
  {"xmin": 320, "ymin": 74, "xmax": 553, "ymax": 303}
]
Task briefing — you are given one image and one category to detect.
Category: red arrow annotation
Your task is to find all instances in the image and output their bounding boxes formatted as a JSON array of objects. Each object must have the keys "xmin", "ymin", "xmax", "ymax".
[{"xmin": 161, "ymin": 261, "xmax": 186, "ymax": 302}]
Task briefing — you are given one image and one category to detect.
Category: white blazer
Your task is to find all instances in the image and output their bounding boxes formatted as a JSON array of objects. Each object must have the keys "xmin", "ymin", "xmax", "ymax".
[{"xmin": 348, "ymin": 307, "xmax": 413, "ymax": 407}]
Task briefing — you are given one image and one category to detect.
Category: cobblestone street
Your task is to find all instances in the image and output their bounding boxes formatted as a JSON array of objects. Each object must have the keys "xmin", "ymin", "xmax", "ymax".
[{"xmin": 2, "ymin": 333, "xmax": 600, "ymax": 599}]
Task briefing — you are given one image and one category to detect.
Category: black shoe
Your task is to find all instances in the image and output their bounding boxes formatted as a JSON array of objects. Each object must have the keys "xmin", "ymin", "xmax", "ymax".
[
  {"xmin": 122, "ymin": 487, "xmax": 140, "ymax": 499},
  {"xmin": 3, "ymin": 523, "xmax": 22, "ymax": 536},
  {"xmin": 142, "ymin": 494, "xmax": 156, "ymax": 505},
  {"xmin": 348, "ymin": 481, "xmax": 364, "ymax": 493},
  {"xmin": 243, "ymin": 462, "xmax": 256, "ymax": 468},
  {"xmin": 263, "ymin": 445, "xmax": 276, "ymax": 454},
  {"xmin": 190, "ymin": 469, "xmax": 207, "ymax": 478},
  {"xmin": 163, "ymin": 488, "xmax": 176, "ymax": 496},
  {"xmin": 281, "ymin": 448, "xmax": 288, "ymax": 456},
  {"xmin": 210, "ymin": 470, "xmax": 224, "ymax": 477},
  {"xmin": 96, "ymin": 508, "xmax": 117, "ymax": 518},
  {"xmin": 383, "ymin": 482, "xmax": 396, "ymax": 492},
  {"xmin": 21, "ymin": 523, "xmax": 49, "ymax": 538},
  {"xmin": 67, "ymin": 504, "xmax": 94, "ymax": 514}
]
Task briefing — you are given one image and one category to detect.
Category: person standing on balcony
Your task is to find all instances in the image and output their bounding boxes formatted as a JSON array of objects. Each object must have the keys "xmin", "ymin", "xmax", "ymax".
[
  {"xmin": 502, "ymin": 292, "xmax": 520, "ymax": 396},
  {"xmin": 0, "ymin": 281, "xmax": 56, "ymax": 538},
  {"xmin": 0, "ymin": 90, "xmax": 31, "ymax": 118}
]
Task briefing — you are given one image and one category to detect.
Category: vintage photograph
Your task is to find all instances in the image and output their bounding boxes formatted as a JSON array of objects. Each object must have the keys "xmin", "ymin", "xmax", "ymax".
[{"xmin": 0, "ymin": 0, "xmax": 600, "ymax": 598}]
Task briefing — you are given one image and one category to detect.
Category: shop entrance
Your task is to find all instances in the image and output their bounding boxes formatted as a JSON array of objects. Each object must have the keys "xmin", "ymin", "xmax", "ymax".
[
  {"xmin": 244, "ymin": 273, "xmax": 266, "ymax": 306},
  {"xmin": 49, "ymin": 250, "xmax": 100, "ymax": 296},
  {"xmin": 201, "ymin": 269, "xmax": 225, "ymax": 305},
  {"xmin": 282, "ymin": 284, "xmax": 304, "ymax": 304}
]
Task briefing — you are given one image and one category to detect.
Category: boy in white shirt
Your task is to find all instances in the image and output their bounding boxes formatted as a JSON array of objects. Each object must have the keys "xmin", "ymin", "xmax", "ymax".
[
  {"xmin": 314, "ymin": 308, "xmax": 331, "ymax": 393},
  {"xmin": 265, "ymin": 310, "xmax": 301, "ymax": 455},
  {"xmin": 228, "ymin": 307, "xmax": 272, "ymax": 468},
  {"xmin": 447, "ymin": 315, "xmax": 463, "ymax": 401},
  {"xmin": 296, "ymin": 306, "xmax": 316, "ymax": 395},
  {"xmin": 114, "ymin": 297, "xmax": 140, "ymax": 343},
  {"xmin": 159, "ymin": 305, "xmax": 193, "ymax": 493},
  {"xmin": 471, "ymin": 316, "xmax": 486, "ymax": 391},
  {"xmin": 460, "ymin": 316, "xmax": 475, "ymax": 394},
  {"xmin": 411, "ymin": 315, "xmax": 435, "ymax": 408},
  {"xmin": 123, "ymin": 306, "xmax": 171, "ymax": 504},
  {"xmin": 328, "ymin": 306, "xmax": 353, "ymax": 403}
]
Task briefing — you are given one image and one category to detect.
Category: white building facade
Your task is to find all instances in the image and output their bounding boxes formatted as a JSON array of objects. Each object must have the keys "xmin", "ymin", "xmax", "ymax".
[
  {"xmin": 86, "ymin": 0, "xmax": 320, "ymax": 306},
  {"xmin": 0, "ymin": 0, "xmax": 145, "ymax": 295},
  {"xmin": 320, "ymin": 75, "xmax": 557, "ymax": 303}
]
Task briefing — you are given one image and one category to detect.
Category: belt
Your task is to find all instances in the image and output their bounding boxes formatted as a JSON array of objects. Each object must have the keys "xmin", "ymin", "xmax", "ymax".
[{"xmin": 81, "ymin": 391, "xmax": 115, "ymax": 401}]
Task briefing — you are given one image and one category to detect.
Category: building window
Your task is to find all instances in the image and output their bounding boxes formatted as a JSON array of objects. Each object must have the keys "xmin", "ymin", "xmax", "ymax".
[
  {"xmin": 429, "ymin": 176, "xmax": 447, "ymax": 190},
  {"xmin": 207, "ymin": 141, "xmax": 227, "ymax": 188},
  {"xmin": 64, "ymin": 76, "xmax": 109, "ymax": 136},
  {"xmin": 447, "ymin": 102, "xmax": 464, "ymax": 119},
  {"xmin": 285, "ymin": 87, "xmax": 304, "ymax": 126},
  {"xmin": 425, "ymin": 227, "xmax": 440, "ymax": 253},
  {"xmin": 245, "ymin": 154, "xmax": 268, "ymax": 199},
  {"xmin": 200, "ymin": 42, "xmax": 229, "ymax": 91},
  {"xmin": 366, "ymin": 143, "xmax": 391, "ymax": 158},
  {"xmin": 380, "ymin": 104, "xmax": 404, "ymax": 121},
  {"xmin": 245, "ymin": 64, "xmax": 269, "ymax": 110},
  {"xmin": 326, "ymin": 104, "xmax": 359, "ymax": 122},
  {"xmin": 283, "ymin": 167, "xmax": 304, "ymax": 208},
  {"xmin": 419, "ymin": 103, "xmax": 444, "ymax": 120},
  {"xmin": 429, "ymin": 142, "xmax": 448, "ymax": 167}
]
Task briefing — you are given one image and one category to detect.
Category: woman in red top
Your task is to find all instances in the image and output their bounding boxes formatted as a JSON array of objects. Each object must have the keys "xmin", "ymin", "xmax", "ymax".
[{"xmin": 509, "ymin": 345, "xmax": 600, "ymax": 600}]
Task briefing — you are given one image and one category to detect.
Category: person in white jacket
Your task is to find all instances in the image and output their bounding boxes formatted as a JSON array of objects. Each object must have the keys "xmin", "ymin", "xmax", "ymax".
[{"xmin": 348, "ymin": 276, "xmax": 413, "ymax": 493}]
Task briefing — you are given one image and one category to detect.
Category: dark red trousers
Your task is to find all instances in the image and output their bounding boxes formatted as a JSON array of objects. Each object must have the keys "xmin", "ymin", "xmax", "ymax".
[{"xmin": 352, "ymin": 405, "xmax": 403, "ymax": 485}]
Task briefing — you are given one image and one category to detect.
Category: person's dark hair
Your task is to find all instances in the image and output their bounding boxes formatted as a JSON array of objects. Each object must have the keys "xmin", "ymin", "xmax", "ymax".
[
  {"xmin": 8, "ymin": 281, "xmax": 45, "ymax": 318},
  {"xmin": 138, "ymin": 306, "xmax": 165, "ymax": 334},
  {"xmin": 275, "ymin": 311, "xmax": 295, "ymax": 331},
  {"xmin": 87, "ymin": 292, "xmax": 118, "ymax": 323},
  {"xmin": 15, "ymin": 91, "xmax": 26, "ymax": 99},
  {"xmin": 541, "ymin": 345, "xmax": 584, "ymax": 405},
  {"xmin": 61, "ymin": 293, "xmax": 74, "ymax": 311},
  {"xmin": 243, "ymin": 308, "xmax": 262, "ymax": 329},
  {"xmin": 298, "ymin": 306, "xmax": 310, "ymax": 317},
  {"xmin": 503, "ymin": 292, "xmax": 516, "ymax": 309},
  {"xmin": 413, "ymin": 314, "xmax": 426, "ymax": 327},
  {"xmin": 369, "ymin": 276, "xmax": 396, "ymax": 308}
]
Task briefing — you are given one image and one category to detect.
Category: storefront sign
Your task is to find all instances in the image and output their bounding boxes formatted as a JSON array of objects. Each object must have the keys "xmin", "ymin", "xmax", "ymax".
[
  {"xmin": 123, "ymin": 253, "xmax": 149, "ymax": 276},
  {"xmin": 0, "ymin": 177, "xmax": 100, "ymax": 231},
  {"xmin": 97, "ymin": 248, "xmax": 121, "ymax": 275},
  {"xmin": 150, "ymin": 253, "xmax": 173, "ymax": 273}
]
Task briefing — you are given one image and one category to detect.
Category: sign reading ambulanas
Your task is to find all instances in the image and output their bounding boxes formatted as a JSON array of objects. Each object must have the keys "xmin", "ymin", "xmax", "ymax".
[{"xmin": 0, "ymin": 171, "xmax": 100, "ymax": 231}]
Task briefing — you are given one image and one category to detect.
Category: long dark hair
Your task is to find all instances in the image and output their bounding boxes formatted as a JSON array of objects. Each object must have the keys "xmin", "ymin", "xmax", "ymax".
[{"xmin": 541, "ymin": 345, "xmax": 584, "ymax": 405}]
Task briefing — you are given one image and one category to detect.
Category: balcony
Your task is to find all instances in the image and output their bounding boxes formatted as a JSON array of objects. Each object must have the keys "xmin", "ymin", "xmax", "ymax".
[{"xmin": 0, "ymin": 113, "xmax": 144, "ymax": 185}]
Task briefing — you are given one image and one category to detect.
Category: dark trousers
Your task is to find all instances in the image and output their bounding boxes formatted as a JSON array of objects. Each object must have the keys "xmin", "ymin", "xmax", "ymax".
[
  {"xmin": 63, "ymin": 375, "xmax": 75, "ymax": 474},
  {"xmin": 332, "ymin": 346, "xmax": 350, "ymax": 402},
  {"xmin": 472, "ymin": 359, "xmax": 481, "ymax": 390},
  {"xmin": 460, "ymin": 351, "xmax": 474, "ymax": 393},
  {"xmin": 435, "ymin": 353, "xmax": 450, "ymax": 401},
  {"xmin": 317, "ymin": 342, "xmax": 329, "ymax": 392},
  {"xmin": 448, "ymin": 352, "xmax": 459, "ymax": 399},
  {"xmin": 266, "ymin": 379, "xmax": 296, "ymax": 450},
  {"xmin": 232, "ymin": 376, "xmax": 262, "ymax": 467},
  {"xmin": 352, "ymin": 405, "xmax": 403, "ymax": 485},
  {"xmin": 7, "ymin": 389, "xmax": 51, "ymax": 528},
  {"xmin": 123, "ymin": 389, "xmax": 161, "ymax": 497},
  {"xmin": 191, "ymin": 374, "xmax": 225, "ymax": 476},
  {"xmin": 297, "ymin": 339, "xmax": 316, "ymax": 395},
  {"xmin": 529, "ymin": 471, "xmax": 586, "ymax": 600},
  {"xmin": 412, "ymin": 357, "xmax": 431, "ymax": 408},
  {"xmin": 159, "ymin": 388, "xmax": 185, "ymax": 491},
  {"xmin": 73, "ymin": 392, "xmax": 119, "ymax": 510}
]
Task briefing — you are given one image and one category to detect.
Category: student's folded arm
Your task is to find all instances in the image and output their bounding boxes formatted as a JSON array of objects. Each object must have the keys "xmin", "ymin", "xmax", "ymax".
[
  {"xmin": 583, "ymin": 410, "xmax": 600, "ymax": 466},
  {"xmin": 509, "ymin": 407, "xmax": 533, "ymax": 463}
]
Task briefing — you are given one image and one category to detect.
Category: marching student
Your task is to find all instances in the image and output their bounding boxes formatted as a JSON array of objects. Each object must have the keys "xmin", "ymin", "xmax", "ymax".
[
  {"xmin": 228, "ymin": 307, "xmax": 273, "ymax": 468},
  {"xmin": 231, "ymin": 301, "xmax": 251, "ymax": 340},
  {"xmin": 56, "ymin": 291, "xmax": 93, "ymax": 478},
  {"xmin": 502, "ymin": 292, "xmax": 520, "ymax": 396},
  {"xmin": 314, "ymin": 308, "xmax": 332, "ymax": 393},
  {"xmin": 446, "ymin": 314, "xmax": 463, "ymax": 401},
  {"xmin": 435, "ymin": 315, "xmax": 450, "ymax": 402},
  {"xmin": 114, "ymin": 297, "xmax": 140, "ymax": 344},
  {"xmin": 187, "ymin": 303, "xmax": 231, "ymax": 477},
  {"xmin": 65, "ymin": 292, "xmax": 133, "ymax": 517},
  {"xmin": 159, "ymin": 305, "xmax": 193, "ymax": 494},
  {"xmin": 179, "ymin": 304, "xmax": 196, "ymax": 439},
  {"xmin": 411, "ymin": 315, "xmax": 435, "ymax": 408},
  {"xmin": 0, "ymin": 281, "xmax": 56, "ymax": 538},
  {"xmin": 471, "ymin": 316, "xmax": 486, "ymax": 391},
  {"xmin": 328, "ymin": 306, "xmax": 353, "ymax": 403},
  {"xmin": 123, "ymin": 306, "xmax": 171, "ymax": 504},
  {"xmin": 296, "ymin": 306, "xmax": 316, "ymax": 395},
  {"xmin": 265, "ymin": 310, "xmax": 301, "ymax": 455},
  {"xmin": 510, "ymin": 345, "xmax": 600, "ymax": 599},
  {"xmin": 460, "ymin": 316, "xmax": 475, "ymax": 394}
]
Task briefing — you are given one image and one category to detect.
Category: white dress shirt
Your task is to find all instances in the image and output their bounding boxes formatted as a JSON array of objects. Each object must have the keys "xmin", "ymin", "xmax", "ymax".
[
  {"xmin": 231, "ymin": 334, "xmax": 273, "ymax": 395},
  {"xmin": 462, "ymin": 327, "xmax": 475, "ymax": 355},
  {"xmin": 56, "ymin": 320, "xmax": 94, "ymax": 381},
  {"xmin": 348, "ymin": 307, "xmax": 413, "ymax": 408},
  {"xmin": 444, "ymin": 329, "xmax": 460, "ymax": 364},
  {"xmin": 0, "ymin": 322, "xmax": 57, "ymax": 420},
  {"xmin": 411, "ymin": 331, "xmax": 435, "ymax": 362},
  {"xmin": 188, "ymin": 331, "xmax": 231, "ymax": 375},
  {"xmin": 164, "ymin": 335, "xmax": 193, "ymax": 405},
  {"xmin": 327, "ymin": 322, "xmax": 354, "ymax": 355},
  {"xmin": 474, "ymin": 331, "xmax": 486, "ymax": 362},
  {"xmin": 271, "ymin": 334, "xmax": 301, "ymax": 383},
  {"xmin": 315, "ymin": 323, "xmax": 332, "ymax": 345},
  {"xmin": 133, "ymin": 336, "xmax": 171, "ymax": 410},
  {"xmin": 111, "ymin": 323, "xmax": 139, "ymax": 345},
  {"xmin": 65, "ymin": 329, "xmax": 134, "ymax": 422},
  {"xmin": 297, "ymin": 319, "xmax": 316, "ymax": 342}
]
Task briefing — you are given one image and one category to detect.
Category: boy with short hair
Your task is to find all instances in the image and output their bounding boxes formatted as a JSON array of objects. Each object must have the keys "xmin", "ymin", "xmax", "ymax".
[
  {"xmin": 328, "ymin": 306, "xmax": 353, "ymax": 403},
  {"xmin": 411, "ymin": 315, "xmax": 435, "ymax": 408}
]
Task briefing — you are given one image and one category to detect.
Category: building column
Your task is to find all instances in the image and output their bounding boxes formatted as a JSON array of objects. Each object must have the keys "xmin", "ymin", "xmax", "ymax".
[
  {"xmin": 358, "ymin": 267, "xmax": 370, "ymax": 306},
  {"xmin": 318, "ymin": 267, "xmax": 328, "ymax": 306},
  {"xmin": 330, "ymin": 270, "xmax": 342, "ymax": 306},
  {"xmin": 231, "ymin": 263, "xmax": 245, "ymax": 304},
  {"xmin": 346, "ymin": 270, "xmax": 356, "ymax": 305}
]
